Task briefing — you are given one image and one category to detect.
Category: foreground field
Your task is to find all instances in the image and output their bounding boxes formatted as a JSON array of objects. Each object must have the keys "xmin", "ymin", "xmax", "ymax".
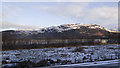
[
  {"xmin": 51, "ymin": 59, "xmax": 120, "ymax": 68},
  {"xmin": 2, "ymin": 44, "xmax": 120, "ymax": 68}
]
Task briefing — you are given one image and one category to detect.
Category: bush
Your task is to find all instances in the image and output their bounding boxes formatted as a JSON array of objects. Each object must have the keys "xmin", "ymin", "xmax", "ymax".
[{"xmin": 72, "ymin": 47, "xmax": 85, "ymax": 53}]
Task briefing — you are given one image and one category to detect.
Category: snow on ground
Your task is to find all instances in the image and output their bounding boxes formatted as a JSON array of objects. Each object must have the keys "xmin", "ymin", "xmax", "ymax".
[
  {"xmin": 2, "ymin": 44, "xmax": 120, "ymax": 67},
  {"xmin": 56, "ymin": 59, "xmax": 119, "ymax": 67}
]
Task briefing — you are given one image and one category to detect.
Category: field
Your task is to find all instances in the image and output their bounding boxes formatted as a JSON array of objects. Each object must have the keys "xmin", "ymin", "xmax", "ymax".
[{"xmin": 2, "ymin": 44, "xmax": 120, "ymax": 68}]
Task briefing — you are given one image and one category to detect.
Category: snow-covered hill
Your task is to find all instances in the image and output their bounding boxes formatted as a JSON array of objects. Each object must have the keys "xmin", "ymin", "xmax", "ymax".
[
  {"xmin": 10, "ymin": 23, "xmax": 117, "ymax": 34},
  {"xmin": 31, "ymin": 23, "xmax": 117, "ymax": 33},
  {"xmin": 2, "ymin": 23, "xmax": 119, "ymax": 41}
]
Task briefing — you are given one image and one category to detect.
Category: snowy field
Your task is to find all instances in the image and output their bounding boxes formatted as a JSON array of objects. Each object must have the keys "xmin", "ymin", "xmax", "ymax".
[
  {"xmin": 55, "ymin": 59, "xmax": 119, "ymax": 67},
  {"xmin": 2, "ymin": 44, "xmax": 120, "ymax": 67}
]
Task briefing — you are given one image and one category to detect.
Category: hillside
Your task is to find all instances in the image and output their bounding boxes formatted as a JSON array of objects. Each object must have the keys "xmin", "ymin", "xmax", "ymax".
[{"xmin": 2, "ymin": 23, "xmax": 119, "ymax": 40}]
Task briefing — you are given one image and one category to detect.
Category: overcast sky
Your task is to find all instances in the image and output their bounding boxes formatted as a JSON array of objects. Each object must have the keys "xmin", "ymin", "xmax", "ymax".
[{"xmin": 1, "ymin": 2, "xmax": 118, "ymax": 30}]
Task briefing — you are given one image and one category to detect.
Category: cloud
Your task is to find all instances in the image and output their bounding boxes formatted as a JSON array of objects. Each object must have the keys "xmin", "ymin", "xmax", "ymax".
[
  {"xmin": 1, "ymin": 21, "xmax": 40, "ymax": 30},
  {"xmin": 34, "ymin": 3, "xmax": 88, "ymax": 18},
  {"xmin": 1, "ymin": 2, "xmax": 118, "ymax": 30},
  {"xmin": 2, "ymin": 5, "xmax": 22, "ymax": 19},
  {"xmin": 88, "ymin": 6, "xmax": 117, "ymax": 20},
  {"xmin": 84, "ymin": 6, "xmax": 118, "ymax": 29},
  {"xmin": 34, "ymin": 3, "xmax": 118, "ymax": 30}
]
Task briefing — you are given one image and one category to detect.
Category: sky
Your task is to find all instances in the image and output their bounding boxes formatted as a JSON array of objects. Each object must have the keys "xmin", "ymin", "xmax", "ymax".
[{"xmin": 1, "ymin": 2, "xmax": 118, "ymax": 30}]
